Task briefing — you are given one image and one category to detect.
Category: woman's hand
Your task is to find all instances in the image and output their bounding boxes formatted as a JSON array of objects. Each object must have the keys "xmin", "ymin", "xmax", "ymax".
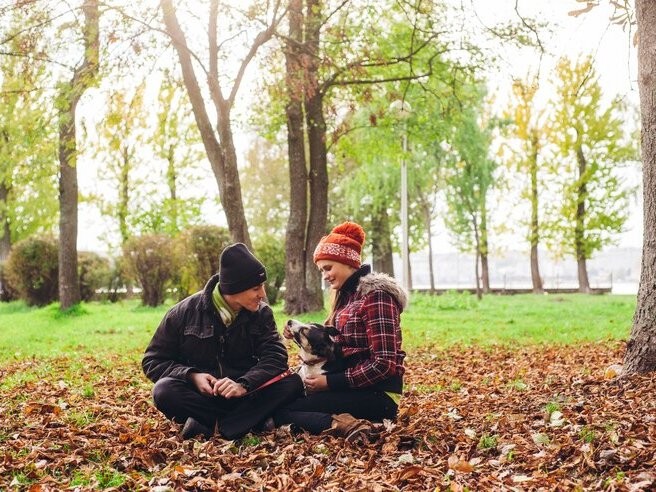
[
  {"xmin": 282, "ymin": 324, "xmax": 293, "ymax": 339},
  {"xmin": 304, "ymin": 375, "xmax": 328, "ymax": 393}
]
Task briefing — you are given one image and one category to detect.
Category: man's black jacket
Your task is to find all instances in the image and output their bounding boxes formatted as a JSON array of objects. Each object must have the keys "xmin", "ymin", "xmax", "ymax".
[{"xmin": 142, "ymin": 274, "xmax": 288, "ymax": 391}]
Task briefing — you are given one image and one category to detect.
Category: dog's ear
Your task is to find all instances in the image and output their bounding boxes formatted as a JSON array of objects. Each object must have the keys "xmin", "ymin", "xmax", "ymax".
[{"xmin": 326, "ymin": 326, "xmax": 340, "ymax": 337}]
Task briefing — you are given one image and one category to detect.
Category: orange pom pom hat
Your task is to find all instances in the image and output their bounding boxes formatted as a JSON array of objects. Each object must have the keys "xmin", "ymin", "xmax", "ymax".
[{"xmin": 313, "ymin": 221, "xmax": 366, "ymax": 269}]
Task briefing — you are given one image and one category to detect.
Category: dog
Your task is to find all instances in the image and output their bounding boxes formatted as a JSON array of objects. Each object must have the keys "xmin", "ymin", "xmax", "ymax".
[{"xmin": 285, "ymin": 319, "xmax": 341, "ymax": 379}]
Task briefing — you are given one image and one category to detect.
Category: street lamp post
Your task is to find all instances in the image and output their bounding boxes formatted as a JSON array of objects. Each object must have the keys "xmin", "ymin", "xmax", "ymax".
[{"xmin": 389, "ymin": 99, "xmax": 411, "ymax": 293}]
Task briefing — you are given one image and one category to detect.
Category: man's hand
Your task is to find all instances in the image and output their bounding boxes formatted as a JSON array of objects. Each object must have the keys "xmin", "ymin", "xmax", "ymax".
[
  {"xmin": 213, "ymin": 377, "xmax": 247, "ymax": 399},
  {"xmin": 189, "ymin": 372, "xmax": 217, "ymax": 396},
  {"xmin": 282, "ymin": 324, "xmax": 293, "ymax": 339},
  {"xmin": 304, "ymin": 374, "xmax": 328, "ymax": 393}
]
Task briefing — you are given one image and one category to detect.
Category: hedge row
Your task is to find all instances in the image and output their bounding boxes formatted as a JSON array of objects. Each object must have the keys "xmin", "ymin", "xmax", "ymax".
[{"xmin": 0, "ymin": 226, "xmax": 286, "ymax": 307}]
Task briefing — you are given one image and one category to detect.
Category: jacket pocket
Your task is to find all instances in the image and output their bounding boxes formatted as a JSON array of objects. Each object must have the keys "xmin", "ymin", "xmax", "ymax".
[
  {"xmin": 183, "ymin": 324, "xmax": 214, "ymax": 339},
  {"xmin": 181, "ymin": 325, "xmax": 216, "ymax": 370}
]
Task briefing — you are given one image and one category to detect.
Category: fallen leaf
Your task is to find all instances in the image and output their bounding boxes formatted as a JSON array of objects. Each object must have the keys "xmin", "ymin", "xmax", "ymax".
[{"xmin": 447, "ymin": 454, "xmax": 474, "ymax": 473}]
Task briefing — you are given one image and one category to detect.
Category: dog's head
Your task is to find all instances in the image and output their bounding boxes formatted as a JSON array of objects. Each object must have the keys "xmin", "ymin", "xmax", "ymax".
[{"xmin": 286, "ymin": 319, "xmax": 339, "ymax": 363}]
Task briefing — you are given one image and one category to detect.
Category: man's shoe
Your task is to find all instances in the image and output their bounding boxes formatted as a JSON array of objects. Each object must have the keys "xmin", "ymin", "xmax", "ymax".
[
  {"xmin": 261, "ymin": 417, "xmax": 276, "ymax": 432},
  {"xmin": 180, "ymin": 417, "xmax": 213, "ymax": 440}
]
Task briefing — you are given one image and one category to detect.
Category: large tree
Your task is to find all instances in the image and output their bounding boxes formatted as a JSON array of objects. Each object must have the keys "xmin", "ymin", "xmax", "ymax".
[
  {"xmin": 159, "ymin": 0, "xmax": 285, "ymax": 247},
  {"xmin": 444, "ymin": 100, "xmax": 498, "ymax": 298},
  {"xmin": 547, "ymin": 56, "xmax": 637, "ymax": 293},
  {"xmin": 93, "ymin": 84, "xmax": 148, "ymax": 245},
  {"xmin": 624, "ymin": 0, "xmax": 656, "ymax": 374},
  {"xmin": 280, "ymin": 0, "xmax": 460, "ymax": 313},
  {"xmin": 502, "ymin": 77, "xmax": 548, "ymax": 293},
  {"xmin": 56, "ymin": 0, "xmax": 100, "ymax": 309}
]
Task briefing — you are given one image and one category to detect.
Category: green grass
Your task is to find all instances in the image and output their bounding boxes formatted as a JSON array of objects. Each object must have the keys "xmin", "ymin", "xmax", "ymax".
[
  {"xmin": 401, "ymin": 291, "xmax": 635, "ymax": 347},
  {"xmin": 0, "ymin": 301, "xmax": 169, "ymax": 361},
  {"xmin": 0, "ymin": 291, "xmax": 636, "ymax": 362}
]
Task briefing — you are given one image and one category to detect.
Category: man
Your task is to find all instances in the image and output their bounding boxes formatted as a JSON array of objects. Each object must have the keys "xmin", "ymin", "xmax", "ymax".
[{"xmin": 142, "ymin": 242, "xmax": 302, "ymax": 440}]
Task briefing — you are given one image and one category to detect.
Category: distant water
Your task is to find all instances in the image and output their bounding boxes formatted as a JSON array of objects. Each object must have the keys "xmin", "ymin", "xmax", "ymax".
[
  {"xmin": 410, "ymin": 281, "xmax": 638, "ymax": 295},
  {"xmin": 390, "ymin": 247, "xmax": 641, "ymax": 296},
  {"xmin": 611, "ymin": 282, "xmax": 639, "ymax": 295}
]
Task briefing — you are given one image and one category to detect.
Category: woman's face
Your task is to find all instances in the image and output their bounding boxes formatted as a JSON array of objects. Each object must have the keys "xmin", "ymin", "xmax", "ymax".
[{"xmin": 316, "ymin": 260, "xmax": 357, "ymax": 290}]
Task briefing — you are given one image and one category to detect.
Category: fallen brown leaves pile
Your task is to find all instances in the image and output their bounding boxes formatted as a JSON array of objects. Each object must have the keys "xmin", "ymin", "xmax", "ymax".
[{"xmin": 1, "ymin": 342, "xmax": 655, "ymax": 491}]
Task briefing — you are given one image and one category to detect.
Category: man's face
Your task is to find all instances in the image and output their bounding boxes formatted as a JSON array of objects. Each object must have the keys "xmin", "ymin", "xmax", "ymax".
[{"xmin": 228, "ymin": 283, "xmax": 266, "ymax": 312}]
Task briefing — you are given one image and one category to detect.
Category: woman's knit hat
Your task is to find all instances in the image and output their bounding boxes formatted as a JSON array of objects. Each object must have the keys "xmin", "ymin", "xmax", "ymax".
[
  {"xmin": 313, "ymin": 221, "xmax": 366, "ymax": 269},
  {"xmin": 219, "ymin": 243, "xmax": 267, "ymax": 294}
]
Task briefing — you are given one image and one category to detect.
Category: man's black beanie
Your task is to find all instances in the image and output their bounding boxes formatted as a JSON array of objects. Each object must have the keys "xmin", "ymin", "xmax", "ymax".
[{"xmin": 219, "ymin": 243, "xmax": 267, "ymax": 295}]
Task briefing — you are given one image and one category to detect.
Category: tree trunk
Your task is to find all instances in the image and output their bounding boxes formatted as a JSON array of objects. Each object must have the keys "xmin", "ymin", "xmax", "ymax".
[
  {"xmin": 301, "ymin": 0, "xmax": 326, "ymax": 312},
  {"xmin": 283, "ymin": 0, "xmax": 311, "ymax": 315},
  {"xmin": 529, "ymin": 133, "xmax": 543, "ymax": 293},
  {"xmin": 575, "ymin": 146, "xmax": 590, "ymax": 293},
  {"xmin": 118, "ymin": 147, "xmax": 130, "ymax": 244},
  {"xmin": 624, "ymin": 0, "xmax": 656, "ymax": 374},
  {"xmin": 166, "ymin": 144, "xmax": 178, "ymax": 231},
  {"xmin": 58, "ymin": 0, "xmax": 99, "ymax": 310},
  {"xmin": 426, "ymin": 209, "xmax": 435, "ymax": 292},
  {"xmin": 473, "ymin": 218, "xmax": 482, "ymax": 300},
  {"xmin": 530, "ymin": 244, "xmax": 542, "ymax": 292},
  {"xmin": 474, "ymin": 252, "xmax": 482, "ymax": 301},
  {"xmin": 217, "ymin": 104, "xmax": 251, "ymax": 246},
  {"xmin": 480, "ymin": 198, "xmax": 490, "ymax": 293},
  {"xmin": 0, "ymin": 181, "xmax": 10, "ymax": 261},
  {"xmin": 480, "ymin": 252, "xmax": 489, "ymax": 293},
  {"xmin": 370, "ymin": 209, "xmax": 394, "ymax": 276}
]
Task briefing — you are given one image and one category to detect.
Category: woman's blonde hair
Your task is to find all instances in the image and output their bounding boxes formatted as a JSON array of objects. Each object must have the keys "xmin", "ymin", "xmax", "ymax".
[{"xmin": 324, "ymin": 289, "xmax": 338, "ymax": 325}]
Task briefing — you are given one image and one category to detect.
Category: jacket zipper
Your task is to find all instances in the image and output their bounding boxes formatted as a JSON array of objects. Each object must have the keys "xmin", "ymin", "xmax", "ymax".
[{"xmin": 217, "ymin": 332, "xmax": 225, "ymax": 378}]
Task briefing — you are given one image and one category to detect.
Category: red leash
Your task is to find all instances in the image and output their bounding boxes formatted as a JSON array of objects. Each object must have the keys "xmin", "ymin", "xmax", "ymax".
[{"xmin": 246, "ymin": 368, "xmax": 296, "ymax": 395}]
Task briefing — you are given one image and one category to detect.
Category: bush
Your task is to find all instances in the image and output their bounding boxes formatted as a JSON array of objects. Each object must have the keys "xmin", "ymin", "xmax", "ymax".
[
  {"xmin": 253, "ymin": 235, "xmax": 285, "ymax": 305},
  {"xmin": 0, "ymin": 260, "xmax": 19, "ymax": 302},
  {"xmin": 78, "ymin": 251, "xmax": 111, "ymax": 302},
  {"xmin": 173, "ymin": 225, "xmax": 231, "ymax": 299},
  {"xmin": 101, "ymin": 256, "xmax": 133, "ymax": 303},
  {"xmin": 5, "ymin": 236, "xmax": 59, "ymax": 306},
  {"xmin": 123, "ymin": 234, "xmax": 175, "ymax": 307}
]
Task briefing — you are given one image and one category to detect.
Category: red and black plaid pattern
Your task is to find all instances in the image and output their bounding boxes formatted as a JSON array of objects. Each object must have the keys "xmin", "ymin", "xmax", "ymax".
[{"xmin": 333, "ymin": 289, "xmax": 405, "ymax": 388}]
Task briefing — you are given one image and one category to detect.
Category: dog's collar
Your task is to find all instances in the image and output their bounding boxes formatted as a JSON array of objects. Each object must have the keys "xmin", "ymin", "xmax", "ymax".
[{"xmin": 299, "ymin": 355, "xmax": 326, "ymax": 366}]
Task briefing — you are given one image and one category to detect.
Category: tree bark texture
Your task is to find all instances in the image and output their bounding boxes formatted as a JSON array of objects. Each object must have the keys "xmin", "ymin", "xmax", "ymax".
[
  {"xmin": 283, "ymin": 0, "xmax": 312, "ymax": 314},
  {"xmin": 58, "ymin": 0, "xmax": 99, "ymax": 310},
  {"xmin": 302, "ymin": 0, "xmax": 328, "ymax": 312},
  {"xmin": 624, "ymin": 0, "xmax": 656, "ymax": 374}
]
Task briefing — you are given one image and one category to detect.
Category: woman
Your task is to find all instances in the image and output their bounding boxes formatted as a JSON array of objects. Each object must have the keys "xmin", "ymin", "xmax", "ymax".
[{"xmin": 274, "ymin": 221, "xmax": 407, "ymax": 440}]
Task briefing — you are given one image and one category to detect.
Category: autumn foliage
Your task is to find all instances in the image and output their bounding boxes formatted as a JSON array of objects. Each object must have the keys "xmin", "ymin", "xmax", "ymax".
[{"xmin": 1, "ymin": 342, "xmax": 654, "ymax": 490}]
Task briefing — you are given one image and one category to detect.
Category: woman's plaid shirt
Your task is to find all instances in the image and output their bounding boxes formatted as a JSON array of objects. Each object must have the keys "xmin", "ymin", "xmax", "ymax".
[{"xmin": 331, "ymin": 273, "xmax": 406, "ymax": 389}]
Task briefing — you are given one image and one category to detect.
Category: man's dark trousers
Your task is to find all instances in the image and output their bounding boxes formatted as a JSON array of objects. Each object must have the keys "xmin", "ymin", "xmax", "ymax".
[{"xmin": 152, "ymin": 373, "xmax": 303, "ymax": 440}]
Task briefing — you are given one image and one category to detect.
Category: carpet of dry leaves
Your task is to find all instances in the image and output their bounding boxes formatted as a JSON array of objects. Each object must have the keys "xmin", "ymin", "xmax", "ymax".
[{"xmin": 1, "ymin": 341, "xmax": 655, "ymax": 491}]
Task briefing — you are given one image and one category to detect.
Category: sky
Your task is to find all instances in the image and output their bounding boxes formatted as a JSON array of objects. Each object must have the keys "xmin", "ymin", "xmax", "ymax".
[{"xmin": 76, "ymin": 0, "xmax": 642, "ymax": 256}]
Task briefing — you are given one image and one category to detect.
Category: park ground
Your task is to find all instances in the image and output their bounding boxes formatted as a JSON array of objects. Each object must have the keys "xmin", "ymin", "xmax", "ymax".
[{"xmin": 0, "ymin": 293, "xmax": 654, "ymax": 491}]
